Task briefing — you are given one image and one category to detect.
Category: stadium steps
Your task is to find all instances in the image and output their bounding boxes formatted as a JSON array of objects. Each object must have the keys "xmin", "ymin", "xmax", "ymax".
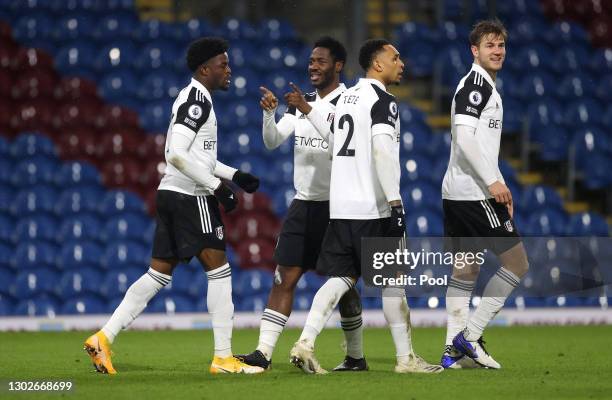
[
  {"xmin": 135, "ymin": 0, "xmax": 190, "ymax": 21},
  {"xmin": 366, "ymin": 0, "xmax": 409, "ymax": 37}
]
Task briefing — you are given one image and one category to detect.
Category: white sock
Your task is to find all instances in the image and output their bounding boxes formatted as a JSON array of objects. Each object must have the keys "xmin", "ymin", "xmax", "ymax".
[
  {"xmin": 445, "ymin": 277, "xmax": 475, "ymax": 346},
  {"xmin": 465, "ymin": 267, "xmax": 520, "ymax": 341},
  {"xmin": 341, "ymin": 314, "xmax": 363, "ymax": 359},
  {"xmin": 207, "ymin": 263, "xmax": 234, "ymax": 358},
  {"xmin": 101, "ymin": 267, "xmax": 171, "ymax": 343},
  {"xmin": 299, "ymin": 277, "xmax": 353, "ymax": 347},
  {"xmin": 257, "ymin": 308, "xmax": 288, "ymax": 360},
  {"xmin": 382, "ymin": 288, "xmax": 412, "ymax": 363}
]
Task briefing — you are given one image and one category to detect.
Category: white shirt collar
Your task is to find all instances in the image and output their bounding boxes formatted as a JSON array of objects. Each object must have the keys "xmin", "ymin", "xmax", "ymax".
[
  {"xmin": 316, "ymin": 83, "xmax": 346, "ymax": 102},
  {"xmin": 359, "ymin": 77, "xmax": 386, "ymax": 92},
  {"xmin": 471, "ymin": 63, "xmax": 496, "ymax": 88},
  {"xmin": 191, "ymin": 78, "xmax": 213, "ymax": 102}
]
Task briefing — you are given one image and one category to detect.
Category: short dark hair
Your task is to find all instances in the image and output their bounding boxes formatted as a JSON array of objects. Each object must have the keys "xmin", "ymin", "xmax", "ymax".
[
  {"xmin": 469, "ymin": 19, "xmax": 507, "ymax": 47},
  {"xmin": 313, "ymin": 36, "xmax": 347, "ymax": 65},
  {"xmin": 358, "ymin": 38, "xmax": 390, "ymax": 71},
  {"xmin": 186, "ymin": 37, "xmax": 229, "ymax": 72}
]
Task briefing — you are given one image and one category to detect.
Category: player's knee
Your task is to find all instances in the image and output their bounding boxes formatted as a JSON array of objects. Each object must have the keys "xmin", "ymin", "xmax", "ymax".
[
  {"xmin": 272, "ymin": 267, "xmax": 300, "ymax": 292},
  {"xmin": 339, "ymin": 287, "xmax": 362, "ymax": 318}
]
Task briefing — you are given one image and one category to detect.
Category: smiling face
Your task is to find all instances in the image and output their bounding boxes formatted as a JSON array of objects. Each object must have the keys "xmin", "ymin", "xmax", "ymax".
[
  {"xmin": 374, "ymin": 44, "xmax": 404, "ymax": 85},
  {"xmin": 309, "ymin": 47, "xmax": 340, "ymax": 90},
  {"xmin": 203, "ymin": 52, "xmax": 232, "ymax": 91},
  {"xmin": 472, "ymin": 33, "xmax": 506, "ymax": 75}
]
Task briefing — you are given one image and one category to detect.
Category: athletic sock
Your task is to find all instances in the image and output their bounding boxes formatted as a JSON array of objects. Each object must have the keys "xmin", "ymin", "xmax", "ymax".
[
  {"xmin": 341, "ymin": 314, "xmax": 363, "ymax": 359},
  {"xmin": 465, "ymin": 267, "xmax": 520, "ymax": 341},
  {"xmin": 102, "ymin": 267, "xmax": 171, "ymax": 343},
  {"xmin": 207, "ymin": 263, "xmax": 234, "ymax": 358},
  {"xmin": 445, "ymin": 277, "xmax": 475, "ymax": 346},
  {"xmin": 256, "ymin": 308, "xmax": 288, "ymax": 360},
  {"xmin": 299, "ymin": 277, "xmax": 354, "ymax": 347},
  {"xmin": 382, "ymin": 288, "xmax": 412, "ymax": 363}
]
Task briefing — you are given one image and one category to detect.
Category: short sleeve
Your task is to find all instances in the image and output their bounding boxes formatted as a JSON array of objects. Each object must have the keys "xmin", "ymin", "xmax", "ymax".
[{"xmin": 174, "ymin": 88, "xmax": 212, "ymax": 133}]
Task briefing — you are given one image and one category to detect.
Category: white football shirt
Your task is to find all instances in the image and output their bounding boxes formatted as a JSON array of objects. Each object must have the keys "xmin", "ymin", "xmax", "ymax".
[
  {"xmin": 159, "ymin": 78, "xmax": 219, "ymax": 196},
  {"xmin": 442, "ymin": 63, "xmax": 504, "ymax": 201},
  {"xmin": 329, "ymin": 78, "xmax": 401, "ymax": 219}
]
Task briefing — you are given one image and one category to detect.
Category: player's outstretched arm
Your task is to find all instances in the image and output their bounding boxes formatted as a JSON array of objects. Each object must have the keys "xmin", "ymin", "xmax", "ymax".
[
  {"xmin": 214, "ymin": 161, "xmax": 260, "ymax": 193},
  {"xmin": 455, "ymin": 124, "xmax": 512, "ymax": 204},
  {"xmin": 261, "ymin": 86, "xmax": 295, "ymax": 150}
]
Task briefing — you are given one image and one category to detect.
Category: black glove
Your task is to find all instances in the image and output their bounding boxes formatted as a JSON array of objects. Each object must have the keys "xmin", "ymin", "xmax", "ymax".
[
  {"xmin": 388, "ymin": 205, "xmax": 406, "ymax": 237},
  {"xmin": 232, "ymin": 170, "xmax": 260, "ymax": 193},
  {"xmin": 214, "ymin": 182, "xmax": 238, "ymax": 213}
]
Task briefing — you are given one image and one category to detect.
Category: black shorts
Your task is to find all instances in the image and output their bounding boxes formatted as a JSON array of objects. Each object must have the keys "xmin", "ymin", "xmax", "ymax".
[
  {"xmin": 273, "ymin": 199, "xmax": 329, "ymax": 269},
  {"xmin": 316, "ymin": 218, "xmax": 390, "ymax": 278},
  {"xmin": 443, "ymin": 198, "xmax": 521, "ymax": 255},
  {"xmin": 152, "ymin": 190, "xmax": 225, "ymax": 262}
]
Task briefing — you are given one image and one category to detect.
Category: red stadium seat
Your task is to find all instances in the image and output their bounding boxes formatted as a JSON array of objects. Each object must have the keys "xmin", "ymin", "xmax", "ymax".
[
  {"xmin": 55, "ymin": 99, "xmax": 101, "ymax": 129},
  {"xmin": 0, "ymin": 99, "xmax": 14, "ymax": 138},
  {"xmin": 11, "ymin": 48, "xmax": 54, "ymax": 71},
  {"xmin": 100, "ymin": 158, "xmax": 142, "ymax": 189},
  {"xmin": 235, "ymin": 238, "xmax": 276, "ymax": 270},
  {"xmin": 142, "ymin": 187, "xmax": 157, "ymax": 215},
  {"xmin": 0, "ymin": 40, "xmax": 16, "ymax": 69},
  {"xmin": 53, "ymin": 77, "xmax": 99, "ymax": 102},
  {"xmin": 227, "ymin": 212, "xmax": 280, "ymax": 244},
  {"xmin": 96, "ymin": 131, "xmax": 141, "ymax": 159},
  {"xmin": 234, "ymin": 192, "xmax": 274, "ymax": 214},
  {"xmin": 137, "ymin": 133, "xmax": 166, "ymax": 160},
  {"xmin": 589, "ymin": 17, "xmax": 612, "ymax": 48},
  {"xmin": 141, "ymin": 158, "xmax": 165, "ymax": 190},
  {"xmin": 10, "ymin": 99, "xmax": 55, "ymax": 132},
  {"xmin": 11, "ymin": 68, "xmax": 57, "ymax": 100},
  {"xmin": 95, "ymin": 105, "xmax": 141, "ymax": 131},
  {"xmin": 56, "ymin": 129, "xmax": 99, "ymax": 165}
]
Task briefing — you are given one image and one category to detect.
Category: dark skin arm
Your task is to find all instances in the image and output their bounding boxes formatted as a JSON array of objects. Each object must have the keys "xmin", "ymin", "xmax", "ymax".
[{"xmin": 284, "ymin": 82, "xmax": 312, "ymax": 115}]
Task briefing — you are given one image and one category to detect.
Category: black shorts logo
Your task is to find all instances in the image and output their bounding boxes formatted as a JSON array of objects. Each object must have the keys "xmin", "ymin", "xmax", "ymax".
[
  {"xmin": 215, "ymin": 226, "xmax": 224, "ymax": 240},
  {"xmin": 504, "ymin": 220, "xmax": 514, "ymax": 232}
]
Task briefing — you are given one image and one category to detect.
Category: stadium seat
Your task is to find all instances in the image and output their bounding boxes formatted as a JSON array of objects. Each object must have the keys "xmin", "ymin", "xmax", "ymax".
[
  {"xmin": 235, "ymin": 239, "xmax": 275, "ymax": 269},
  {"xmin": 53, "ymin": 161, "xmax": 101, "ymax": 187},
  {"xmin": 551, "ymin": 45, "xmax": 590, "ymax": 75},
  {"xmin": 11, "ymin": 156, "xmax": 57, "ymax": 188},
  {"xmin": 61, "ymin": 294, "xmax": 106, "ymax": 314},
  {"xmin": 57, "ymin": 240, "xmax": 104, "ymax": 270},
  {"xmin": 512, "ymin": 72, "xmax": 556, "ymax": 100},
  {"xmin": 556, "ymin": 73, "xmax": 596, "ymax": 102},
  {"xmin": 10, "ymin": 185, "xmax": 57, "ymax": 216},
  {"xmin": 11, "ymin": 47, "xmax": 55, "ymax": 70},
  {"xmin": 401, "ymin": 182, "xmax": 441, "ymax": 212},
  {"xmin": 92, "ymin": 12, "xmax": 139, "ymax": 42},
  {"xmin": 400, "ymin": 155, "xmax": 434, "ymax": 184},
  {"xmin": 227, "ymin": 213, "xmax": 280, "ymax": 244},
  {"xmin": 406, "ymin": 210, "xmax": 444, "ymax": 237},
  {"xmin": 57, "ymin": 267, "xmax": 103, "ymax": 298},
  {"xmin": 509, "ymin": 45, "xmax": 554, "ymax": 75},
  {"xmin": 525, "ymin": 209, "xmax": 569, "ymax": 236},
  {"xmin": 564, "ymin": 99, "xmax": 604, "ymax": 130},
  {"xmin": 140, "ymin": 100, "xmax": 171, "ymax": 133},
  {"xmin": 170, "ymin": 18, "xmax": 213, "ymax": 43},
  {"xmin": 56, "ymin": 129, "xmax": 98, "ymax": 163},
  {"xmin": 236, "ymin": 293, "xmax": 268, "ymax": 312},
  {"xmin": 571, "ymin": 127, "xmax": 609, "ymax": 170},
  {"xmin": 14, "ymin": 294, "xmax": 59, "ymax": 317},
  {"xmin": 98, "ymin": 189, "xmax": 147, "ymax": 215},
  {"xmin": 0, "ymin": 185, "xmax": 13, "ymax": 214},
  {"xmin": 11, "ymin": 99, "xmax": 56, "ymax": 135},
  {"xmin": 148, "ymin": 294, "xmax": 196, "ymax": 313},
  {"xmin": 137, "ymin": 70, "xmax": 182, "ymax": 101},
  {"xmin": 54, "ymin": 185, "xmax": 103, "ymax": 215},
  {"xmin": 11, "ymin": 268, "xmax": 58, "ymax": 298},
  {"xmin": 98, "ymin": 69, "xmax": 139, "ymax": 102},
  {"xmin": 11, "ymin": 68, "xmax": 57, "ymax": 100},
  {"xmin": 13, "ymin": 214, "xmax": 57, "ymax": 243},
  {"xmin": 101, "ymin": 241, "xmax": 149, "ymax": 269},
  {"xmin": 12, "ymin": 14, "xmax": 54, "ymax": 47},
  {"xmin": 595, "ymin": 74, "xmax": 612, "ymax": 103},
  {"xmin": 271, "ymin": 186, "xmax": 295, "ymax": 216},
  {"xmin": 54, "ymin": 41, "xmax": 97, "ymax": 78},
  {"xmin": 100, "ymin": 267, "xmax": 143, "ymax": 299},
  {"xmin": 401, "ymin": 124, "xmax": 433, "ymax": 155},
  {"xmin": 589, "ymin": 48, "xmax": 612, "ymax": 75},
  {"xmin": 57, "ymin": 213, "xmax": 102, "ymax": 242},
  {"xmin": 54, "ymin": 76, "xmax": 99, "ymax": 102},
  {"xmin": 0, "ymin": 294, "xmax": 14, "ymax": 315},
  {"xmin": 134, "ymin": 41, "xmax": 178, "ymax": 71},
  {"xmin": 293, "ymin": 292, "xmax": 315, "ymax": 311},
  {"xmin": 398, "ymin": 103, "xmax": 427, "ymax": 127},
  {"xmin": 101, "ymin": 212, "xmax": 151, "ymax": 243},
  {"xmin": 520, "ymin": 185, "xmax": 565, "ymax": 213},
  {"xmin": 567, "ymin": 213, "xmax": 610, "ymax": 236},
  {"xmin": 0, "ymin": 214, "xmax": 14, "ymax": 244},
  {"xmin": 133, "ymin": 19, "xmax": 174, "ymax": 43},
  {"xmin": 0, "ymin": 265, "xmax": 14, "ymax": 295}
]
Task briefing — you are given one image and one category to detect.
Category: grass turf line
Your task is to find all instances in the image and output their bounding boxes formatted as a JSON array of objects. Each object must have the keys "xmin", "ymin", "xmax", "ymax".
[{"xmin": 1, "ymin": 326, "xmax": 611, "ymax": 399}]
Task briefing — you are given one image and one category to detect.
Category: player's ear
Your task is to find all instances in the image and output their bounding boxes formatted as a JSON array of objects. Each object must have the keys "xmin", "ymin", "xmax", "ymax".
[
  {"xmin": 335, "ymin": 61, "xmax": 343, "ymax": 74},
  {"xmin": 470, "ymin": 45, "xmax": 479, "ymax": 59}
]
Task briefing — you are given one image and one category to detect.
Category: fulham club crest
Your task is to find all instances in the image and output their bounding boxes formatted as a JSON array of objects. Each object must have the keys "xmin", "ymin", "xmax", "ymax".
[
  {"xmin": 215, "ymin": 226, "xmax": 224, "ymax": 240},
  {"xmin": 504, "ymin": 220, "xmax": 514, "ymax": 232}
]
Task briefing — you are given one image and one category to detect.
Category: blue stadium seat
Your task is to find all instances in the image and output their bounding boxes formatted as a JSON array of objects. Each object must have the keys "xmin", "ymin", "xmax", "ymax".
[
  {"xmin": 186, "ymin": 271, "xmax": 207, "ymax": 299},
  {"xmin": 53, "ymin": 13, "xmax": 95, "ymax": 42},
  {"xmin": 55, "ymin": 185, "xmax": 103, "ymax": 215},
  {"xmin": 402, "ymin": 42, "xmax": 435, "ymax": 78},
  {"xmin": 535, "ymin": 123, "xmax": 569, "ymax": 161},
  {"xmin": 525, "ymin": 209, "xmax": 568, "ymax": 236},
  {"xmin": 589, "ymin": 48, "xmax": 612, "ymax": 75},
  {"xmin": 12, "ymin": 13, "xmax": 54, "ymax": 44},
  {"xmin": 61, "ymin": 294, "xmax": 106, "ymax": 314},
  {"xmin": 401, "ymin": 123, "xmax": 433, "ymax": 155},
  {"xmin": 11, "ymin": 240, "xmax": 58, "ymax": 270},
  {"xmin": 551, "ymin": 45, "xmax": 591, "ymax": 75},
  {"xmin": 295, "ymin": 272, "xmax": 325, "ymax": 293},
  {"xmin": 228, "ymin": 68, "xmax": 260, "ymax": 98},
  {"xmin": 502, "ymin": 97, "xmax": 523, "ymax": 134},
  {"xmin": 400, "ymin": 155, "xmax": 434, "ymax": 184},
  {"xmin": 407, "ymin": 210, "xmax": 444, "ymax": 237},
  {"xmin": 233, "ymin": 269, "xmax": 273, "ymax": 297},
  {"xmin": 527, "ymin": 98, "xmax": 564, "ymax": 130},
  {"xmin": 133, "ymin": 19, "xmax": 174, "ymax": 43},
  {"xmin": 100, "ymin": 267, "xmax": 143, "ymax": 299},
  {"xmin": 159, "ymin": 267, "xmax": 193, "ymax": 296},
  {"xmin": 512, "ymin": 71, "xmax": 556, "ymax": 100},
  {"xmin": 57, "ymin": 240, "xmax": 104, "ymax": 270},
  {"xmin": 48, "ymin": 0, "xmax": 98, "ymax": 13},
  {"xmin": 134, "ymin": 40, "xmax": 178, "ymax": 71},
  {"xmin": 220, "ymin": 18, "xmax": 258, "ymax": 41},
  {"xmin": 170, "ymin": 18, "xmax": 213, "ymax": 43},
  {"xmin": 53, "ymin": 161, "xmax": 101, "ymax": 187},
  {"xmin": 101, "ymin": 212, "xmax": 151, "ymax": 243},
  {"xmin": 396, "ymin": 21, "xmax": 438, "ymax": 45},
  {"xmin": 258, "ymin": 18, "xmax": 295, "ymax": 42},
  {"xmin": 140, "ymin": 99, "xmax": 171, "ymax": 133},
  {"xmin": 437, "ymin": 44, "xmax": 471, "ymax": 87},
  {"xmin": 13, "ymin": 215, "xmax": 57, "ymax": 243},
  {"xmin": 57, "ymin": 267, "xmax": 102, "ymax": 298},
  {"xmin": 0, "ymin": 136, "xmax": 9, "ymax": 157},
  {"xmin": 14, "ymin": 295, "xmax": 59, "ymax": 317},
  {"xmin": 10, "ymin": 132, "xmax": 57, "ymax": 158},
  {"xmin": 237, "ymin": 293, "xmax": 268, "ymax": 312},
  {"xmin": 581, "ymin": 152, "xmax": 612, "ymax": 189},
  {"xmin": 263, "ymin": 159, "xmax": 293, "ymax": 187},
  {"xmin": 544, "ymin": 21, "xmax": 590, "ymax": 46},
  {"xmin": 54, "ymin": 41, "xmax": 97, "ymax": 78},
  {"xmin": 0, "ymin": 212, "xmax": 14, "ymax": 243},
  {"xmin": 572, "ymin": 127, "xmax": 609, "ymax": 169},
  {"xmin": 293, "ymin": 292, "xmax": 315, "ymax": 311},
  {"xmin": 137, "ymin": 71, "xmax": 182, "ymax": 100},
  {"xmin": 101, "ymin": 241, "xmax": 149, "ymax": 269},
  {"xmin": 566, "ymin": 213, "xmax": 609, "ymax": 236},
  {"xmin": 0, "ymin": 266, "xmax": 14, "ymax": 295},
  {"xmin": 0, "ymin": 242, "xmax": 12, "ymax": 270},
  {"xmin": 0, "ymin": 294, "xmax": 14, "ymax": 316},
  {"xmin": 429, "ymin": 131, "xmax": 451, "ymax": 156},
  {"xmin": 92, "ymin": 12, "xmax": 139, "ymax": 42},
  {"xmin": 595, "ymin": 74, "xmax": 612, "ymax": 103},
  {"xmin": 11, "ymin": 156, "xmax": 57, "ymax": 188},
  {"xmin": 398, "ymin": 103, "xmax": 427, "ymax": 127},
  {"xmin": 93, "ymin": 40, "xmax": 138, "ymax": 72},
  {"xmin": 509, "ymin": 45, "xmax": 554, "ymax": 75},
  {"xmin": 220, "ymin": 129, "xmax": 267, "ymax": 157},
  {"xmin": 520, "ymin": 185, "xmax": 564, "ymax": 213},
  {"xmin": 57, "ymin": 213, "xmax": 102, "ymax": 242},
  {"xmin": 148, "ymin": 294, "xmax": 196, "ymax": 313},
  {"xmin": 98, "ymin": 190, "xmax": 147, "ymax": 216},
  {"xmin": 401, "ymin": 182, "xmax": 441, "ymax": 212},
  {"xmin": 564, "ymin": 99, "xmax": 604, "ymax": 131},
  {"xmin": 98, "ymin": 69, "xmax": 139, "ymax": 102},
  {"xmin": 10, "ymin": 185, "xmax": 57, "ymax": 216},
  {"xmin": 556, "ymin": 73, "xmax": 595, "ymax": 100},
  {"xmin": 11, "ymin": 268, "xmax": 58, "ymax": 298}
]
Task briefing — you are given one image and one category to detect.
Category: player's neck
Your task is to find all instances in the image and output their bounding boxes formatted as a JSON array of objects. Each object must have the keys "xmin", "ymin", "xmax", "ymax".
[
  {"xmin": 365, "ymin": 73, "xmax": 386, "ymax": 90},
  {"xmin": 316, "ymin": 80, "xmax": 340, "ymax": 99},
  {"xmin": 474, "ymin": 61, "xmax": 497, "ymax": 81},
  {"xmin": 194, "ymin": 75, "xmax": 215, "ymax": 93}
]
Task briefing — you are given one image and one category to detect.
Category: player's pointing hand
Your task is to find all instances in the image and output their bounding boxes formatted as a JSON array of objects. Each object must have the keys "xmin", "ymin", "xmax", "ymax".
[
  {"xmin": 259, "ymin": 86, "xmax": 278, "ymax": 112},
  {"xmin": 284, "ymin": 82, "xmax": 312, "ymax": 115}
]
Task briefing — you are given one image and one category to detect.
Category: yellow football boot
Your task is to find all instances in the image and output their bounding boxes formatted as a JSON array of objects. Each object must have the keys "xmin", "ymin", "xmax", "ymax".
[
  {"xmin": 83, "ymin": 331, "xmax": 117, "ymax": 374},
  {"xmin": 209, "ymin": 356, "xmax": 265, "ymax": 374}
]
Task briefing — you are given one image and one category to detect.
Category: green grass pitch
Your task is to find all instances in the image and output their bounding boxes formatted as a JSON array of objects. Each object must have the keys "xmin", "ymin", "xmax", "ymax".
[{"xmin": 1, "ymin": 326, "xmax": 611, "ymax": 399}]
